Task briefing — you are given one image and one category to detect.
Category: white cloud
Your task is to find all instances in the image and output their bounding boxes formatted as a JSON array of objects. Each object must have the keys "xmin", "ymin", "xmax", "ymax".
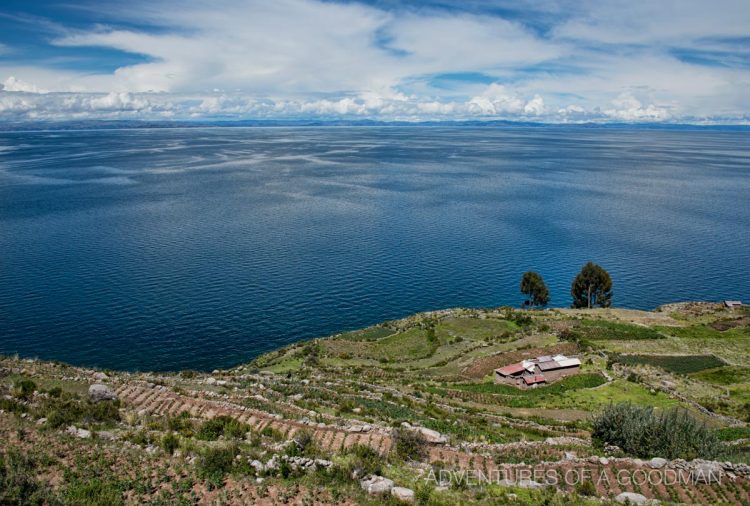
[
  {"xmin": 604, "ymin": 92, "xmax": 671, "ymax": 121},
  {"xmin": 0, "ymin": 0, "xmax": 748, "ymax": 122},
  {"xmin": 2, "ymin": 76, "xmax": 47, "ymax": 93}
]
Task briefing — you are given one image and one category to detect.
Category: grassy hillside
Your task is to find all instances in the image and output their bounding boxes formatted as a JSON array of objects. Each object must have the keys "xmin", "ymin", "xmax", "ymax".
[{"xmin": 2, "ymin": 302, "xmax": 749, "ymax": 504}]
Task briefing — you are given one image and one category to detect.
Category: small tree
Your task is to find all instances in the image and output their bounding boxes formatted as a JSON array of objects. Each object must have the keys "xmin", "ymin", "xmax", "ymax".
[
  {"xmin": 571, "ymin": 262, "xmax": 612, "ymax": 308},
  {"xmin": 519, "ymin": 271, "xmax": 549, "ymax": 308}
]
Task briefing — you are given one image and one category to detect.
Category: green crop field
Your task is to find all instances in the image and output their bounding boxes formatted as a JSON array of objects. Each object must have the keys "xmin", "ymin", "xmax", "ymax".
[{"xmin": 608, "ymin": 353, "xmax": 726, "ymax": 374}]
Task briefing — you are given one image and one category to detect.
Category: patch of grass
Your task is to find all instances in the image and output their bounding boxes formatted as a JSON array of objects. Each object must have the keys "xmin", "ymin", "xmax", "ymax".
[
  {"xmin": 373, "ymin": 328, "xmax": 438, "ymax": 362},
  {"xmin": 338, "ymin": 326, "xmax": 395, "ymax": 341},
  {"xmin": 0, "ymin": 449, "xmax": 59, "ymax": 505},
  {"xmin": 660, "ymin": 324, "xmax": 750, "ymax": 340},
  {"xmin": 572, "ymin": 320, "xmax": 664, "ymax": 340},
  {"xmin": 62, "ymin": 479, "xmax": 124, "ymax": 506},
  {"xmin": 436, "ymin": 317, "xmax": 519, "ymax": 341},
  {"xmin": 41, "ymin": 392, "xmax": 120, "ymax": 429},
  {"xmin": 453, "ymin": 373, "xmax": 607, "ymax": 397},
  {"xmin": 608, "ymin": 353, "xmax": 725, "ymax": 374},
  {"xmin": 715, "ymin": 426, "xmax": 750, "ymax": 441},
  {"xmin": 692, "ymin": 366, "xmax": 750, "ymax": 385}
]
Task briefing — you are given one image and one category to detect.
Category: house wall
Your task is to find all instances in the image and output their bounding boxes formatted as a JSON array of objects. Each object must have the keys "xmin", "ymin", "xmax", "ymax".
[{"xmin": 539, "ymin": 365, "xmax": 580, "ymax": 382}]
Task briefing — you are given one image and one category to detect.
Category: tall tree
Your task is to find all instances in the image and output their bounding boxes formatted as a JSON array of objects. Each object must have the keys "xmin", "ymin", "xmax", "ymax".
[
  {"xmin": 571, "ymin": 262, "xmax": 613, "ymax": 308},
  {"xmin": 520, "ymin": 271, "xmax": 550, "ymax": 307}
]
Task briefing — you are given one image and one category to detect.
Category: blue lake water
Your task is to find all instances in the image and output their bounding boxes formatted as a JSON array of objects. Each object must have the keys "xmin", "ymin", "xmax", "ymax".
[{"xmin": 0, "ymin": 126, "xmax": 748, "ymax": 371}]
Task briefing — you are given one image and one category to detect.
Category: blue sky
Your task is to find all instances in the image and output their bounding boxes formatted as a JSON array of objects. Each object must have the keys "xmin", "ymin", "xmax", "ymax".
[{"xmin": 0, "ymin": 0, "xmax": 749, "ymax": 122}]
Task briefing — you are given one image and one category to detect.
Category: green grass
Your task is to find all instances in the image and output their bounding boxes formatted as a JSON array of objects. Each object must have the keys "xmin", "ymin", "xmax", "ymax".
[
  {"xmin": 564, "ymin": 380, "xmax": 679, "ymax": 411},
  {"xmin": 608, "ymin": 353, "xmax": 726, "ymax": 374},
  {"xmin": 338, "ymin": 326, "xmax": 395, "ymax": 341},
  {"xmin": 715, "ymin": 426, "xmax": 750, "ymax": 441},
  {"xmin": 691, "ymin": 366, "xmax": 750, "ymax": 385},
  {"xmin": 660, "ymin": 324, "xmax": 750, "ymax": 340},
  {"xmin": 572, "ymin": 320, "xmax": 664, "ymax": 340},
  {"xmin": 452, "ymin": 373, "xmax": 607, "ymax": 398},
  {"xmin": 436, "ymin": 317, "xmax": 519, "ymax": 341},
  {"xmin": 372, "ymin": 328, "xmax": 438, "ymax": 362}
]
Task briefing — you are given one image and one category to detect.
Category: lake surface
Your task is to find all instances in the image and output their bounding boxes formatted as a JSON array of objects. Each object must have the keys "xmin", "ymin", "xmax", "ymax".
[{"xmin": 1, "ymin": 126, "xmax": 748, "ymax": 371}]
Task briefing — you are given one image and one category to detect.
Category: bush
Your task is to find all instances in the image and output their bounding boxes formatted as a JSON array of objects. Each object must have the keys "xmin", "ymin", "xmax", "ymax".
[
  {"xmin": 196, "ymin": 416, "xmax": 248, "ymax": 441},
  {"xmin": 62, "ymin": 479, "xmax": 123, "ymax": 506},
  {"xmin": 12, "ymin": 379, "xmax": 37, "ymax": 400},
  {"xmin": 345, "ymin": 444, "xmax": 383, "ymax": 477},
  {"xmin": 0, "ymin": 450, "xmax": 59, "ymax": 505},
  {"xmin": 592, "ymin": 403, "xmax": 721, "ymax": 460},
  {"xmin": 575, "ymin": 480, "xmax": 597, "ymax": 497},
  {"xmin": 286, "ymin": 430, "xmax": 316, "ymax": 457},
  {"xmin": 392, "ymin": 428, "xmax": 428, "ymax": 461},
  {"xmin": 43, "ymin": 394, "xmax": 120, "ymax": 429},
  {"xmin": 161, "ymin": 433, "xmax": 180, "ymax": 455},
  {"xmin": 196, "ymin": 444, "xmax": 237, "ymax": 487}
]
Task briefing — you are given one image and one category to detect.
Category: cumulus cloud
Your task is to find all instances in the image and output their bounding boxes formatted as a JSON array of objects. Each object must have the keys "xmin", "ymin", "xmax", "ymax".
[
  {"xmin": 2, "ymin": 76, "xmax": 47, "ymax": 94},
  {"xmin": 604, "ymin": 93, "xmax": 671, "ymax": 121},
  {"xmin": 0, "ymin": 0, "xmax": 748, "ymax": 122}
]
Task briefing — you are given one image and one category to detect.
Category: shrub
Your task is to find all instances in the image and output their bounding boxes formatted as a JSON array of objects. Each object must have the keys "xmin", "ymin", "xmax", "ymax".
[
  {"xmin": 12, "ymin": 379, "xmax": 37, "ymax": 400},
  {"xmin": 43, "ymin": 395, "xmax": 120, "ymax": 429},
  {"xmin": 47, "ymin": 386, "xmax": 63, "ymax": 398},
  {"xmin": 196, "ymin": 444, "xmax": 237, "ymax": 487},
  {"xmin": 392, "ymin": 428, "xmax": 428, "ymax": 461},
  {"xmin": 161, "ymin": 433, "xmax": 180, "ymax": 455},
  {"xmin": 62, "ymin": 479, "xmax": 123, "ymax": 506},
  {"xmin": 196, "ymin": 416, "xmax": 248, "ymax": 441},
  {"xmin": 345, "ymin": 444, "xmax": 383, "ymax": 476},
  {"xmin": 286, "ymin": 430, "xmax": 316, "ymax": 457},
  {"xmin": 592, "ymin": 403, "xmax": 721, "ymax": 460},
  {"xmin": 0, "ymin": 450, "xmax": 59, "ymax": 505},
  {"xmin": 575, "ymin": 480, "xmax": 597, "ymax": 497}
]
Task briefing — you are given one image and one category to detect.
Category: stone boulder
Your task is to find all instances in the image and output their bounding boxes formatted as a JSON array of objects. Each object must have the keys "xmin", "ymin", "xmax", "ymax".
[
  {"xmin": 691, "ymin": 462, "xmax": 723, "ymax": 484},
  {"xmin": 360, "ymin": 475, "xmax": 394, "ymax": 495},
  {"xmin": 391, "ymin": 486, "xmax": 415, "ymax": 503},
  {"xmin": 615, "ymin": 492, "xmax": 649, "ymax": 505},
  {"xmin": 648, "ymin": 457, "xmax": 667, "ymax": 469},
  {"xmin": 416, "ymin": 427, "xmax": 448, "ymax": 444},
  {"xmin": 88, "ymin": 384, "xmax": 117, "ymax": 402}
]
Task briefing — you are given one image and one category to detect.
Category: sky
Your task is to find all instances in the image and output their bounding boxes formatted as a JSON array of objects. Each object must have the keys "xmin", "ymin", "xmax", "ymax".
[{"xmin": 0, "ymin": 0, "xmax": 749, "ymax": 123}]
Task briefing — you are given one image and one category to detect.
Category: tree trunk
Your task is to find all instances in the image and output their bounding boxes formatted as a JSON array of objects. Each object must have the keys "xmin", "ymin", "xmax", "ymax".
[{"xmin": 587, "ymin": 285, "xmax": 592, "ymax": 309}]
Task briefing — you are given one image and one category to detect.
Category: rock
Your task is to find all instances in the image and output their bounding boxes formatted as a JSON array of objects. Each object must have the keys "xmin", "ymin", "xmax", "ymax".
[
  {"xmin": 615, "ymin": 492, "xmax": 649, "ymax": 505},
  {"xmin": 88, "ymin": 384, "xmax": 117, "ymax": 402},
  {"xmin": 648, "ymin": 457, "xmax": 667, "ymax": 469},
  {"xmin": 416, "ymin": 427, "xmax": 448, "ymax": 444},
  {"xmin": 206, "ymin": 377, "xmax": 217, "ymax": 385},
  {"xmin": 93, "ymin": 372, "xmax": 109, "ymax": 380},
  {"xmin": 66, "ymin": 426, "xmax": 91, "ymax": 439},
  {"xmin": 360, "ymin": 475, "xmax": 394, "ymax": 495},
  {"xmin": 599, "ymin": 457, "xmax": 610, "ymax": 465},
  {"xmin": 564, "ymin": 451, "xmax": 577, "ymax": 461},
  {"xmin": 36, "ymin": 418, "xmax": 47, "ymax": 425},
  {"xmin": 391, "ymin": 486, "xmax": 415, "ymax": 503},
  {"xmin": 691, "ymin": 462, "xmax": 723, "ymax": 484},
  {"xmin": 215, "ymin": 380, "xmax": 228, "ymax": 386},
  {"xmin": 97, "ymin": 431, "xmax": 116, "ymax": 441},
  {"xmin": 517, "ymin": 480, "xmax": 546, "ymax": 489},
  {"xmin": 352, "ymin": 407, "xmax": 361, "ymax": 413}
]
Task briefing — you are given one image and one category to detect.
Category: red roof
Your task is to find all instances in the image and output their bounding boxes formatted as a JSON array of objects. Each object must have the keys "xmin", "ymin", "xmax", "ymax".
[
  {"xmin": 496, "ymin": 363, "xmax": 526, "ymax": 376},
  {"xmin": 524, "ymin": 375, "xmax": 547, "ymax": 385}
]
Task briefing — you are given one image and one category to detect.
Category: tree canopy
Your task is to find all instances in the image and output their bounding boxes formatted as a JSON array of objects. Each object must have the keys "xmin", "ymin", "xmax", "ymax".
[
  {"xmin": 520, "ymin": 271, "xmax": 550, "ymax": 307},
  {"xmin": 571, "ymin": 262, "xmax": 613, "ymax": 308}
]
